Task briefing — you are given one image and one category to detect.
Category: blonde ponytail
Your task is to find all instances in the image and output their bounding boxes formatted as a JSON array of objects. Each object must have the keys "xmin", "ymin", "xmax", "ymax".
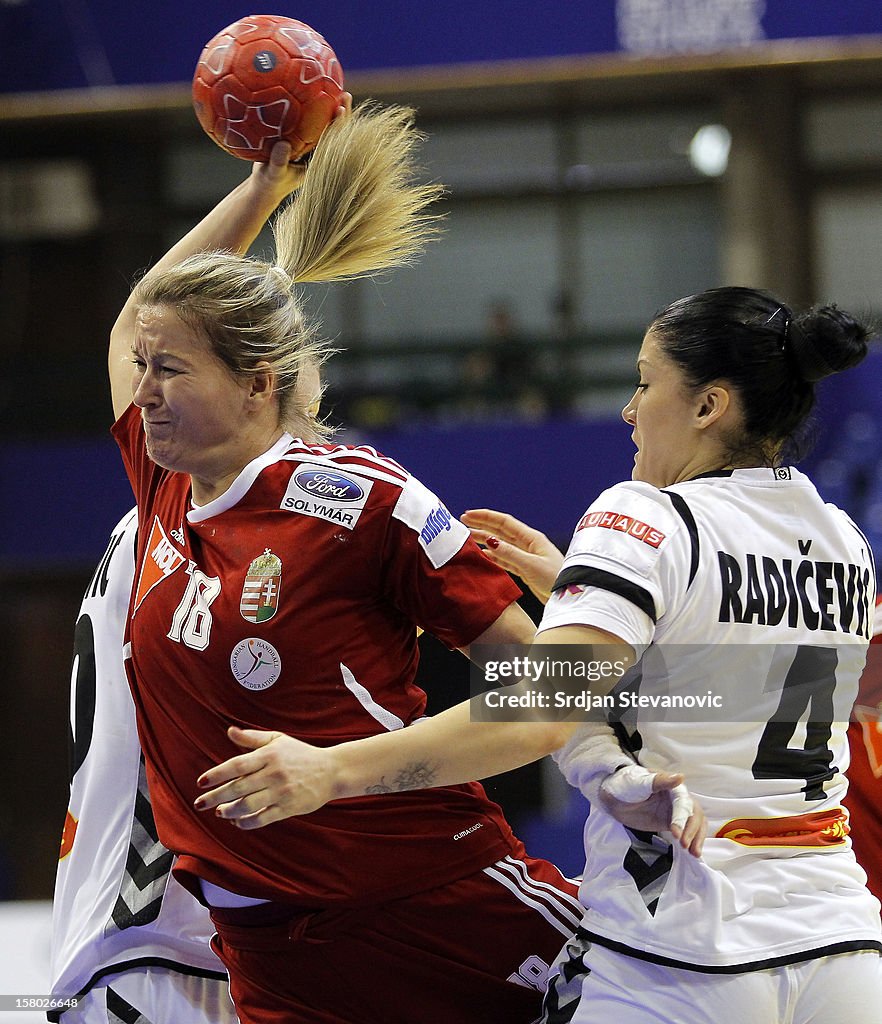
[
  {"xmin": 273, "ymin": 102, "xmax": 445, "ymax": 283},
  {"xmin": 134, "ymin": 102, "xmax": 443, "ymax": 438}
]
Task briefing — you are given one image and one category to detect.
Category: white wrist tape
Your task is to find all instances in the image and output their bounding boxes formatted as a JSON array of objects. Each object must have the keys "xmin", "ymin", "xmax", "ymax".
[
  {"xmin": 553, "ymin": 725, "xmax": 694, "ymax": 832},
  {"xmin": 600, "ymin": 769, "xmax": 694, "ymax": 830},
  {"xmin": 664, "ymin": 783, "xmax": 693, "ymax": 832},
  {"xmin": 598, "ymin": 762, "xmax": 656, "ymax": 802},
  {"xmin": 551, "ymin": 723, "xmax": 634, "ymax": 805}
]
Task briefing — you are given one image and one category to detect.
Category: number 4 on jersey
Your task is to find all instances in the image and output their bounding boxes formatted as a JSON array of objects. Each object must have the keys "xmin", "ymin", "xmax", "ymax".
[{"xmin": 752, "ymin": 645, "xmax": 838, "ymax": 801}]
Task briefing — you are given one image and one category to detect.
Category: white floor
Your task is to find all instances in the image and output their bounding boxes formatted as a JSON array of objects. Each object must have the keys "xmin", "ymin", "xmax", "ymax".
[{"xmin": 0, "ymin": 901, "xmax": 53, "ymax": 1023}]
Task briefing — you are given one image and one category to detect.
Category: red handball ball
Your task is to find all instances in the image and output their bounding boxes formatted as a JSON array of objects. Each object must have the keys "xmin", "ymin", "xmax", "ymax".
[{"xmin": 192, "ymin": 14, "xmax": 345, "ymax": 162}]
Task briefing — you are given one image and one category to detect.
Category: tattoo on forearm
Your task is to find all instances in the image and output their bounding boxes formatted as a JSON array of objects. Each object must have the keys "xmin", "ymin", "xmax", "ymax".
[
  {"xmin": 364, "ymin": 761, "xmax": 439, "ymax": 795},
  {"xmin": 394, "ymin": 761, "xmax": 439, "ymax": 789}
]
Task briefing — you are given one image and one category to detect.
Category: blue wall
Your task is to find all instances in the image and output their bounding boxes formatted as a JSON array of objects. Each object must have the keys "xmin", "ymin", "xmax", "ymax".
[
  {"xmin": 9, "ymin": 345, "xmax": 882, "ymax": 574},
  {"xmin": 2, "ymin": 0, "xmax": 882, "ymax": 94},
  {"xmin": 6, "ymin": 416, "xmax": 633, "ymax": 573}
]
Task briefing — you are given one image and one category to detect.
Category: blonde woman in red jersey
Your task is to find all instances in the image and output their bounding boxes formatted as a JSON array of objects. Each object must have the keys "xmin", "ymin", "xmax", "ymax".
[{"xmin": 106, "ymin": 100, "xmax": 597, "ymax": 1024}]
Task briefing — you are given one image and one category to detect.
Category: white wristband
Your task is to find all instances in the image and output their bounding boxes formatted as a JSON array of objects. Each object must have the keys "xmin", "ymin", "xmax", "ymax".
[{"xmin": 552, "ymin": 723, "xmax": 633, "ymax": 804}]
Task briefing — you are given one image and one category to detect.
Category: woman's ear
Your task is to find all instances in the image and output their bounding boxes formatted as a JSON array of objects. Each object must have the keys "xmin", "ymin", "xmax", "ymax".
[
  {"xmin": 248, "ymin": 362, "xmax": 276, "ymax": 406},
  {"xmin": 695, "ymin": 384, "xmax": 731, "ymax": 430}
]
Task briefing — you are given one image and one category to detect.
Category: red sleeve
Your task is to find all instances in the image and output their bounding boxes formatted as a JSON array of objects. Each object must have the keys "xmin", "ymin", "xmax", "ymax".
[
  {"xmin": 378, "ymin": 477, "xmax": 521, "ymax": 649},
  {"xmin": 846, "ymin": 719, "xmax": 882, "ymax": 904},
  {"xmin": 846, "ymin": 596, "xmax": 882, "ymax": 905}
]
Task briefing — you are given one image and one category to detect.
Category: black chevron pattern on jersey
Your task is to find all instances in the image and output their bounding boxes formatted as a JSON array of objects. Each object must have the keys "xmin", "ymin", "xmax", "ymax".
[
  {"xmin": 107, "ymin": 986, "xmax": 154, "ymax": 1024},
  {"xmin": 622, "ymin": 829, "xmax": 673, "ymax": 917},
  {"xmin": 108, "ymin": 754, "xmax": 174, "ymax": 931},
  {"xmin": 543, "ymin": 935, "xmax": 591, "ymax": 1024}
]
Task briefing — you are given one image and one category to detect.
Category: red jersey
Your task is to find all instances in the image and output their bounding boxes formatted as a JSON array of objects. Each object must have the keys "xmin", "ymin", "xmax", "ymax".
[
  {"xmin": 847, "ymin": 595, "xmax": 882, "ymax": 904},
  {"xmin": 113, "ymin": 405, "xmax": 522, "ymax": 906}
]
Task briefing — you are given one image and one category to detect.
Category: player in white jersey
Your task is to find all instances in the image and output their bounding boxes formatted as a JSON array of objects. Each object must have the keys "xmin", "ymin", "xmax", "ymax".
[
  {"xmin": 196, "ymin": 287, "xmax": 882, "ymax": 1023},
  {"xmin": 49, "ymin": 508, "xmax": 235, "ymax": 1024}
]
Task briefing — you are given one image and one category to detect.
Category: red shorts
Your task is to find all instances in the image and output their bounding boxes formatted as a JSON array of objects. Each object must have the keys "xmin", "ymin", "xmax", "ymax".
[{"xmin": 209, "ymin": 853, "xmax": 582, "ymax": 1024}]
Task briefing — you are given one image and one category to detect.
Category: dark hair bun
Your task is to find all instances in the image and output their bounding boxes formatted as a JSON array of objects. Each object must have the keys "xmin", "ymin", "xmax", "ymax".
[{"xmin": 788, "ymin": 305, "xmax": 870, "ymax": 383}]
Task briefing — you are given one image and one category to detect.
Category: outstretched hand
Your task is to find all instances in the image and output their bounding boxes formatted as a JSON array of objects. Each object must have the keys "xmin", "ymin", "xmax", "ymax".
[
  {"xmin": 249, "ymin": 140, "xmax": 308, "ymax": 199},
  {"xmin": 600, "ymin": 767, "xmax": 706, "ymax": 857},
  {"xmin": 461, "ymin": 508, "xmax": 564, "ymax": 604},
  {"xmin": 194, "ymin": 727, "xmax": 335, "ymax": 829}
]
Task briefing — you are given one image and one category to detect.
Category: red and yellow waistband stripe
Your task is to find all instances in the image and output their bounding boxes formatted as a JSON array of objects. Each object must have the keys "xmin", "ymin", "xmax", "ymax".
[{"xmin": 716, "ymin": 808, "xmax": 849, "ymax": 848}]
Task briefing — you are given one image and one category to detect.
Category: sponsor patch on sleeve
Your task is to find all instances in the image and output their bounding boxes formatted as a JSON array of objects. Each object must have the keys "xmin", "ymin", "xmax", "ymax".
[
  {"xmin": 577, "ymin": 509, "xmax": 666, "ymax": 548},
  {"xmin": 392, "ymin": 477, "xmax": 468, "ymax": 568},
  {"xmin": 567, "ymin": 484, "xmax": 677, "ymax": 580},
  {"xmin": 280, "ymin": 464, "xmax": 373, "ymax": 530}
]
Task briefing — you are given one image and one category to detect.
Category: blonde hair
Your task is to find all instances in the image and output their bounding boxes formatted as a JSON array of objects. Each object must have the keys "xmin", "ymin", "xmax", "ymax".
[{"xmin": 135, "ymin": 102, "xmax": 443, "ymax": 438}]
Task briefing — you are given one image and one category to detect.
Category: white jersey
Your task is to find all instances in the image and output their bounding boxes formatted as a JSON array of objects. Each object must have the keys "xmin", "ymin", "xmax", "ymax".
[
  {"xmin": 49, "ymin": 509, "xmax": 230, "ymax": 1016},
  {"xmin": 539, "ymin": 467, "xmax": 882, "ymax": 970}
]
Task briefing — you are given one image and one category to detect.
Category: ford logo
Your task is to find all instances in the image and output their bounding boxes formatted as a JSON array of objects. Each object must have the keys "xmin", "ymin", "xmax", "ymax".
[{"xmin": 294, "ymin": 470, "xmax": 364, "ymax": 501}]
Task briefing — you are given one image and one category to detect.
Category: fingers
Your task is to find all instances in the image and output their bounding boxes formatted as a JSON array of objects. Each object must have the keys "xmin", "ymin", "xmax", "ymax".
[
  {"xmin": 650, "ymin": 771, "xmax": 685, "ymax": 793},
  {"xmin": 257, "ymin": 140, "xmax": 308, "ymax": 183},
  {"xmin": 460, "ymin": 508, "xmax": 510, "ymax": 533},
  {"xmin": 227, "ymin": 726, "xmax": 277, "ymax": 750},
  {"xmin": 462, "ymin": 509, "xmax": 547, "ymax": 551},
  {"xmin": 666, "ymin": 782, "xmax": 693, "ymax": 832},
  {"xmin": 198, "ymin": 783, "xmax": 265, "ymax": 815},
  {"xmin": 603, "ymin": 763, "xmax": 665, "ymax": 803},
  {"xmin": 194, "ymin": 763, "xmax": 286, "ymax": 827},
  {"xmin": 194, "ymin": 763, "xmax": 264, "ymax": 809},
  {"xmin": 670, "ymin": 807, "xmax": 706, "ymax": 858},
  {"xmin": 602, "ymin": 767, "xmax": 705, "ymax": 858},
  {"xmin": 196, "ymin": 749, "xmax": 267, "ymax": 792},
  {"xmin": 195, "ymin": 729, "xmax": 277, "ymax": 792},
  {"xmin": 266, "ymin": 138, "xmax": 306, "ymax": 169},
  {"xmin": 462, "ymin": 511, "xmax": 563, "ymax": 603},
  {"xmin": 468, "ymin": 536, "xmax": 542, "ymax": 577},
  {"xmin": 268, "ymin": 140, "xmax": 293, "ymax": 166},
  {"xmin": 685, "ymin": 813, "xmax": 707, "ymax": 857},
  {"xmin": 652, "ymin": 774, "xmax": 704, "ymax": 856},
  {"xmin": 463, "ymin": 526, "xmax": 494, "ymax": 546},
  {"xmin": 226, "ymin": 806, "xmax": 284, "ymax": 830},
  {"xmin": 667, "ymin": 785, "xmax": 706, "ymax": 858},
  {"xmin": 194, "ymin": 729, "xmax": 332, "ymax": 828},
  {"xmin": 199, "ymin": 787, "xmax": 280, "ymax": 830}
]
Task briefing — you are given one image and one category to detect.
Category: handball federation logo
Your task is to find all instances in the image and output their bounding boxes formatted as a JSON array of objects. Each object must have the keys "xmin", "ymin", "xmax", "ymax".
[{"xmin": 230, "ymin": 638, "xmax": 282, "ymax": 690}]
